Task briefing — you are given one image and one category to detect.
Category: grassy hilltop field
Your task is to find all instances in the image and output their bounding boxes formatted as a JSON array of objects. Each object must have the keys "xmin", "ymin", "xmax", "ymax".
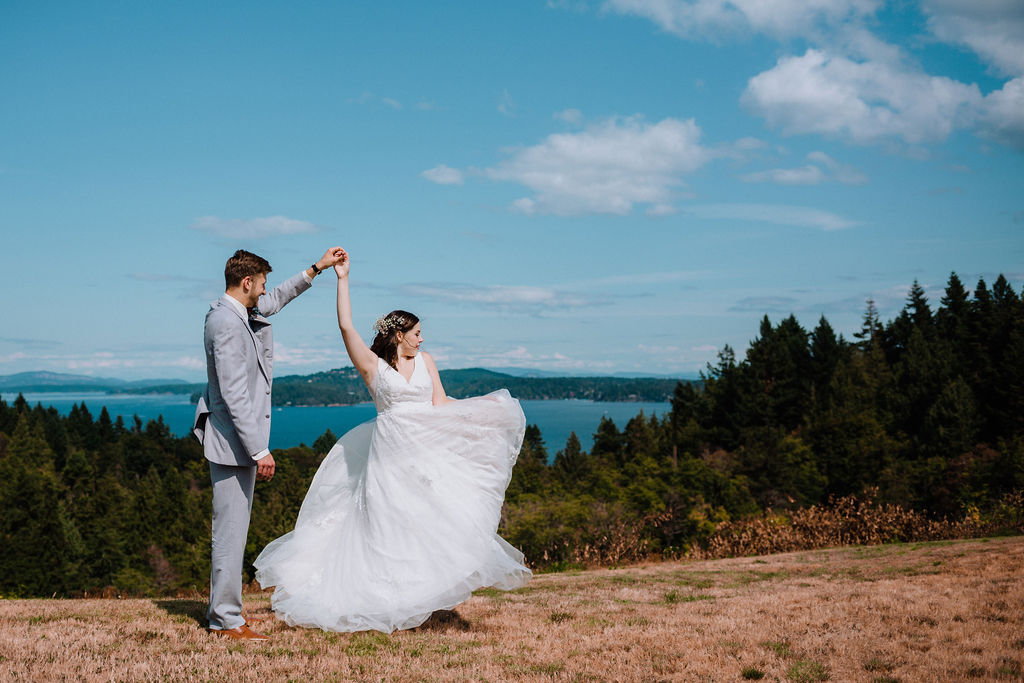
[{"xmin": 1, "ymin": 536, "xmax": 1021, "ymax": 682}]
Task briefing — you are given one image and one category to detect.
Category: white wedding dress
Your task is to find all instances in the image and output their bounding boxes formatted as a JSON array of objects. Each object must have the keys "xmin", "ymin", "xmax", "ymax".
[{"xmin": 253, "ymin": 353, "xmax": 531, "ymax": 632}]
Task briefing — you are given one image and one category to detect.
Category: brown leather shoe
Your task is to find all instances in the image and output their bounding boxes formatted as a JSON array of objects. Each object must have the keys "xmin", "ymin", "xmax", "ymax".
[
  {"xmin": 208, "ymin": 624, "xmax": 269, "ymax": 641},
  {"xmin": 243, "ymin": 613, "xmax": 272, "ymax": 623}
]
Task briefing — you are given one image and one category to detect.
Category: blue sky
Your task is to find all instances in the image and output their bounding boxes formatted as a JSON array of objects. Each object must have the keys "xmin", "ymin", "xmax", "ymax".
[{"xmin": 2, "ymin": 1, "xmax": 1022, "ymax": 381}]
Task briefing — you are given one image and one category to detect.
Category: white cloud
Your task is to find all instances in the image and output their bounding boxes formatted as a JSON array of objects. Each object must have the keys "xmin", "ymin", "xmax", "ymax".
[
  {"xmin": 1, "ymin": 349, "xmax": 205, "ymax": 373},
  {"xmin": 485, "ymin": 116, "xmax": 712, "ymax": 215},
  {"xmin": 602, "ymin": 0, "xmax": 880, "ymax": 41},
  {"xmin": 741, "ymin": 151, "xmax": 868, "ymax": 185},
  {"xmin": 637, "ymin": 343, "xmax": 684, "ymax": 360},
  {"xmin": 979, "ymin": 77, "xmax": 1024, "ymax": 150},
  {"xmin": 729, "ymin": 296, "xmax": 800, "ymax": 313},
  {"xmin": 271, "ymin": 343, "xmax": 348, "ymax": 368},
  {"xmin": 350, "ymin": 92, "xmax": 409, "ymax": 110},
  {"xmin": 399, "ymin": 283, "xmax": 599, "ymax": 310},
  {"xmin": 420, "ymin": 164, "xmax": 465, "ymax": 185},
  {"xmin": 165, "ymin": 356, "xmax": 205, "ymax": 370},
  {"xmin": 599, "ymin": 0, "xmax": 1024, "ymax": 153},
  {"xmin": 572, "ymin": 269, "xmax": 707, "ymax": 286},
  {"xmin": 498, "ymin": 89, "xmax": 515, "ymax": 116},
  {"xmin": 441, "ymin": 344, "xmax": 613, "ymax": 372},
  {"xmin": 740, "ymin": 164, "xmax": 826, "ymax": 185},
  {"xmin": 733, "ymin": 137, "xmax": 769, "ymax": 151},
  {"xmin": 922, "ymin": 0, "xmax": 1024, "ymax": 78},
  {"xmin": 192, "ymin": 215, "xmax": 321, "ymax": 239},
  {"xmin": 646, "ymin": 203, "xmax": 680, "ymax": 216},
  {"xmin": 0, "ymin": 336, "xmax": 60, "ymax": 348},
  {"xmin": 688, "ymin": 203, "xmax": 859, "ymax": 230},
  {"xmin": 554, "ymin": 108, "xmax": 583, "ymax": 125},
  {"xmin": 805, "ymin": 151, "xmax": 868, "ymax": 185},
  {"xmin": 511, "ymin": 198, "xmax": 537, "ymax": 214},
  {"xmin": 742, "ymin": 49, "xmax": 982, "ymax": 145}
]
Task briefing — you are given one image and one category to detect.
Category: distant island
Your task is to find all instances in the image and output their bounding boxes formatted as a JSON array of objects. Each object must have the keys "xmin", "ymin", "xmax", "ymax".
[{"xmin": 0, "ymin": 369, "xmax": 695, "ymax": 406}]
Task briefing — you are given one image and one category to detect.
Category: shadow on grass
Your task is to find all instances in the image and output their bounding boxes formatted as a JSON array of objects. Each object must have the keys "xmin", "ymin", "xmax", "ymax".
[
  {"xmin": 413, "ymin": 609, "xmax": 472, "ymax": 632},
  {"xmin": 153, "ymin": 599, "xmax": 207, "ymax": 627}
]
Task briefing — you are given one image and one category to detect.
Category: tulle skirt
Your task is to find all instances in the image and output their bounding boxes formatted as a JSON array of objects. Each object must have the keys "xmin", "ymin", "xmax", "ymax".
[{"xmin": 253, "ymin": 390, "xmax": 531, "ymax": 632}]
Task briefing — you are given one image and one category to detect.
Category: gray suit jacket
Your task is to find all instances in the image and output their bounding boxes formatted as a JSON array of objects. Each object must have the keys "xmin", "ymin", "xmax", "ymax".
[{"xmin": 192, "ymin": 271, "xmax": 312, "ymax": 466}]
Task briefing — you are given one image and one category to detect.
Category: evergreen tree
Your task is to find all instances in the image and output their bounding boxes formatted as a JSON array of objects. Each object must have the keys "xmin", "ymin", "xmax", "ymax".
[
  {"xmin": 807, "ymin": 337, "xmax": 903, "ymax": 498},
  {"xmin": 553, "ymin": 432, "xmax": 588, "ymax": 489},
  {"xmin": 809, "ymin": 315, "xmax": 844, "ymax": 410},
  {"xmin": 854, "ymin": 298, "xmax": 883, "ymax": 347},
  {"xmin": 701, "ymin": 345, "xmax": 743, "ymax": 449},
  {"xmin": 97, "ymin": 407, "xmax": 117, "ymax": 446},
  {"xmin": 891, "ymin": 326, "xmax": 953, "ymax": 447},
  {"xmin": 938, "ymin": 273, "xmax": 970, "ymax": 347},
  {"xmin": 507, "ymin": 424, "xmax": 551, "ymax": 499},
  {"xmin": 922, "ymin": 376, "xmax": 980, "ymax": 459},
  {"xmin": 987, "ymin": 274, "xmax": 1024, "ymax": 438},
  {"xmin": 623, "ymin": 412, "xmax": 657, "ymax": 463},
  {"xmin": 741, "ymin": 315, "xmax": 812, "ymax": 432},
  {"xmin": 0, "ymin": 416, "xmax": 83, "ymax": 595},
  {"xmin": 312, "ymin": 428, "xmax": 338, "ymax": 455},
  {"xmin": 590, "ymin": 416, "xmax": 624, "ymax": 464},
  {"xmin": 522, "ymin": 424, "xmax": 548, "ymax": 464},
  {"xmin": 907, "ymin": 280, "xmax": 933, "ymax": 329}
]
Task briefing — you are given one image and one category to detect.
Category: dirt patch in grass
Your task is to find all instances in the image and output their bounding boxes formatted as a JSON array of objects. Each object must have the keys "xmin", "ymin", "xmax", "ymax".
[{"xmin": 0, "ymin": 536, "xmax": 1021, "ymax": 681}]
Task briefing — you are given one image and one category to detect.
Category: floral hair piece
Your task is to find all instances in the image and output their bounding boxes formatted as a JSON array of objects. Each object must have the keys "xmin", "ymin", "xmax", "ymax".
[{"xmin": 374, "ymin": 314, "xmax": 404, "ymax": 335}]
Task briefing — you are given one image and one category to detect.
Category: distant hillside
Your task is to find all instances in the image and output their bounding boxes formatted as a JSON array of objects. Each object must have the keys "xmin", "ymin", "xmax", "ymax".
[
  {"xmin": 483, "ymin": 366, "xmax": 700, "ymax": 379},
  {"xmin": 0, "ymin": 368, "xmax": 691, "ymax": 406},
  {"xmin": 271, "ymin": 367, "xmax": 689, "ymax": 405},
  {"xmin": 0, "ymin": 371, "xmax": 189, "ymax": 393}
]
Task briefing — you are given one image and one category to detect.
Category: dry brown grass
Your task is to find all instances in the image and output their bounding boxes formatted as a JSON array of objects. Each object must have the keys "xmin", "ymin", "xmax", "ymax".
[
  {"xmin": 1, "ymin": 536, "xmax": 1022, "ymax": 682},
  {"xmin": 689, "ymin": 490, "xmax": 1024, "ymax": 562}
]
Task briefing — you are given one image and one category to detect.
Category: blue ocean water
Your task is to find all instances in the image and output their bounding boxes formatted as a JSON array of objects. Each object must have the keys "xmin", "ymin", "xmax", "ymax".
[{"xmin": 9, "ymin": 392, "xmax": 671, "ymax": 455}]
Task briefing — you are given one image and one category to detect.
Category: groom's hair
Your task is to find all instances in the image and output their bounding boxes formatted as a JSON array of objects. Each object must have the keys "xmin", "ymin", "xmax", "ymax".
[{"xmin": 224, "ymin": 250, "xmax": 273, "ymax": 288}]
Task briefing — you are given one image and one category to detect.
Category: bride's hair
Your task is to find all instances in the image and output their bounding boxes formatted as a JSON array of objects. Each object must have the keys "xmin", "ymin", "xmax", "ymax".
[{"xmin": 370, "ymin": 310, "xmax": 420, "ymax": 369}]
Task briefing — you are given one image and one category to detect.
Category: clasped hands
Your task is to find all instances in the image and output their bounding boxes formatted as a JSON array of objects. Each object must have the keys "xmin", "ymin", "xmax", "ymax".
[
  {"xmin": 315, "ymin": 247, "xmax": 347, "ymax": 273},
  {"xmin": 257, "ymin": 247, "xmax": 347, "ymax": 484}
]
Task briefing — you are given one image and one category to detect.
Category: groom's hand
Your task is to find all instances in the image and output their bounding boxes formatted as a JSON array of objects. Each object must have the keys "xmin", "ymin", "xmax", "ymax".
[
  {"xmin": 317, "ymin": 247, "xmax": 346, "ymax": 271},
  {"xmin": 256, "ymin": 453, "xmax": 276, "ymax": 481}
]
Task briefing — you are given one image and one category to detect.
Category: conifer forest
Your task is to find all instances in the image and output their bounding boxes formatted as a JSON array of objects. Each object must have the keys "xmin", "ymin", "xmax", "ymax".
[{"xmin": 1, "ymin": 273, "xmax": 1021, "ymax": 597}]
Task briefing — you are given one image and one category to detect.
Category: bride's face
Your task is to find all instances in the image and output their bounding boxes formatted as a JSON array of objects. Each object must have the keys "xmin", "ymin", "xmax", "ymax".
[{"xmin": 397, "ymin": 323, "xmax": 423, "ymax": 355}]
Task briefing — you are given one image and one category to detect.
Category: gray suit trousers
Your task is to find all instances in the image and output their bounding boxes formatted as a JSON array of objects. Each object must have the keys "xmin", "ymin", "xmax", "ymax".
[{"xmin": 207, "ymin": 462, "xmax": 256, "ymax": 630}]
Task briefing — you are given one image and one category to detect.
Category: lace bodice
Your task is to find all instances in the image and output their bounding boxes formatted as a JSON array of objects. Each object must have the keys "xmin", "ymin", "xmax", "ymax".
[{"xmin": 371, "ymin": 354, "xmax": 433, "ymax": 413}]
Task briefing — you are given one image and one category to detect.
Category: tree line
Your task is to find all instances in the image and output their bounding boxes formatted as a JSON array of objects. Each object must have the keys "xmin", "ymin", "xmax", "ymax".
[
  {"xmin": 0, "ymin": 272, "xmax": 1021, "ymax": 595},
  {"xmin": 237, "ymin": 368, "xmax": 686, "ymax": 406},
  {"xmin": 124, "ymin": 368, "xmax": 685, "ymax": 405},
  {"xmin": 499, "ymin": 273, "xmax": 1024, "ymax": 566}
]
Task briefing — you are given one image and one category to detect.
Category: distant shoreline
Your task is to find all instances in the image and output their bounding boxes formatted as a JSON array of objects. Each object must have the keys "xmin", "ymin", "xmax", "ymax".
[
  {"xmin": 6, "ymin": 390, "xmax": 674, "ymax": 406},
  {"xmin": 3, "ymin": 368, "xmax": 693, "ymax": 406}
]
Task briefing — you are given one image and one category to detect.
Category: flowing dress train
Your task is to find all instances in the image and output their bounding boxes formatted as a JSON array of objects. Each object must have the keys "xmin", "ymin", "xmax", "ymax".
[{"xmin": 254, "ymin": 353, "xmax": 531, "ymax": 632}]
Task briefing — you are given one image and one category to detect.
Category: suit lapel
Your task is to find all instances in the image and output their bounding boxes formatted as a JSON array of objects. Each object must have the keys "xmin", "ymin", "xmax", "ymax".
[{"xmin": 217, "ymin": 297, "xmax": 270, "ymax": 382}]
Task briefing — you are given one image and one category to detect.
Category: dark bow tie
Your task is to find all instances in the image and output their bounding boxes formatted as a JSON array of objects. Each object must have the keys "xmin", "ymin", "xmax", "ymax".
[{"xmin": 248, "ymin": 306, "xmax": 262, "ymax": 319}]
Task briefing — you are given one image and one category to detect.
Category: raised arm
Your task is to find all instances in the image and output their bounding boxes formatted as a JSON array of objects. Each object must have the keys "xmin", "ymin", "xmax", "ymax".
[
  {"xmin": 258, "ymin": 247, "xmax": 345, "ymax": 316},
  {"xmin": 334, "ymin": 253, "xmax": 378, "ymax": 389}
]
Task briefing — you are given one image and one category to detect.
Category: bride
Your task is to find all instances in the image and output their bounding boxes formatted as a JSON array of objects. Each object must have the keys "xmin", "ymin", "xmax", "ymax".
[{"xmin": 254, "ymin": 249, "xmax": 531, "ymax": 632}]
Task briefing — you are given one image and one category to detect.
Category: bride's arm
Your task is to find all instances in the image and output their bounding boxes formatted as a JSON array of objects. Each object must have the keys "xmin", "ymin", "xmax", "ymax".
[
  {"xmin": 334, "ymin": 255, "xmax": 378, "ymax": 389},
  {"xmin": 421, "ymin": 352, "xmax": 451, "ymax": 406}
]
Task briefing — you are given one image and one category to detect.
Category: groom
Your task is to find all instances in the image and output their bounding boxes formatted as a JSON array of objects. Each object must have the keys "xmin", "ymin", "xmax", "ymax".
[{"xmin": 193, "ymin": 247, "xmax": 344, "ymax": 640}]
